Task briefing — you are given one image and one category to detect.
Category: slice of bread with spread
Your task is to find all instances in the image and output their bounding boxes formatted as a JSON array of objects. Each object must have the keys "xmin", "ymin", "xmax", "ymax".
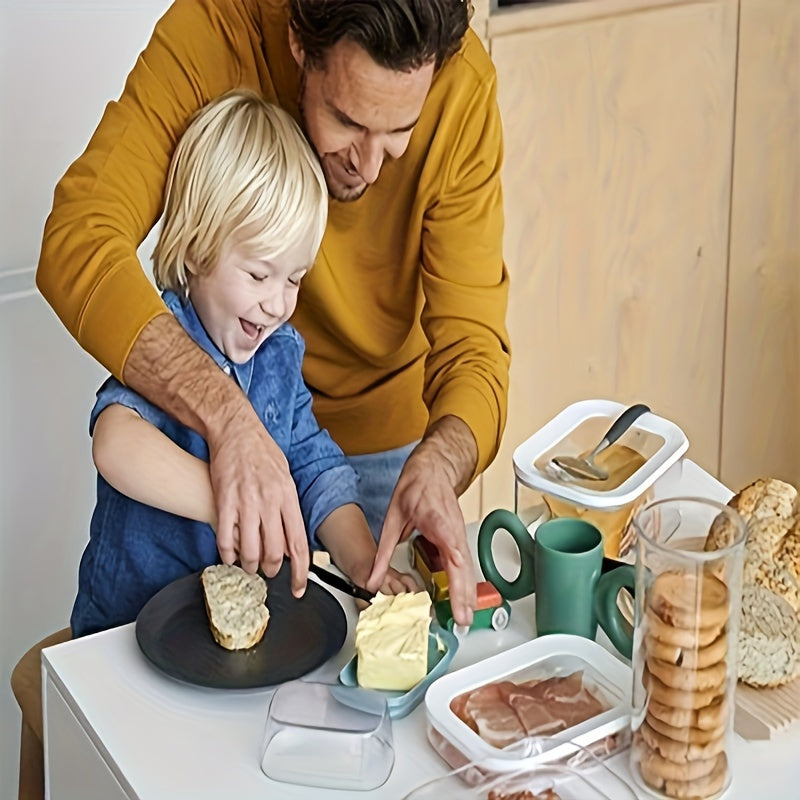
[{"xmin": 201, "ymin": 564, "xmax": 269, "ymax": 650}]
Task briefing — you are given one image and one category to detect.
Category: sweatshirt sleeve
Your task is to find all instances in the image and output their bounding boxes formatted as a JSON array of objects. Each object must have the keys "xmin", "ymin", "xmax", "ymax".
[
  {"xmin": 35, "ymin": 0, "xmax": 259, "ymax": 379},
  {"xmin": 419, "ymin": 43, "xmax": 511, "ymax": 477}
]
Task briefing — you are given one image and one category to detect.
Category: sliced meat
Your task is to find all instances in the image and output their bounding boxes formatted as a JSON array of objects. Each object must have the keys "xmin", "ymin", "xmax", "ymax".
[
  {"xmin": 463, "ymin": 682, "xmax": 528, "ymax": 748},
  {"xmin": 533, "ymin": 672, "xmax": 608, "ymax": 727},
  {"xmin": 507, "ymin": 690, "xmax": 566, "ymax": 737},
  {"xmin": 451, "ymin": 672, "xmax": 608, "ymax": 750}
]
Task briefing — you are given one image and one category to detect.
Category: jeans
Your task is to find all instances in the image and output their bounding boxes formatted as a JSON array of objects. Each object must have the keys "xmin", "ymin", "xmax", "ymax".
[{"xmin": 346, "ymin": 441, "xmax": 418, "ymax": 541}]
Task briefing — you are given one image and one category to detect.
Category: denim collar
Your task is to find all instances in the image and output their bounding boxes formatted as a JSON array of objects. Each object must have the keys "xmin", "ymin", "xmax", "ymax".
[{"xmin": 162, "ymin": 290, "xmax": 255, "ymax": 394}]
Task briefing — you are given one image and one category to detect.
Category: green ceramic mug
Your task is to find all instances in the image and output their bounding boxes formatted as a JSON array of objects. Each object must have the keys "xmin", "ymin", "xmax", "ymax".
[{"xmin": 477, "ymin": 508, "xmax": 631, "ymax": 653}]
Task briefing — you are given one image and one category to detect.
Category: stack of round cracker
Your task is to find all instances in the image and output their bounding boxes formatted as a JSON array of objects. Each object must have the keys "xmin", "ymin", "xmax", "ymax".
[{"xmin": 635, "ymin": 570, "xmax": 732, "ymax": 799}]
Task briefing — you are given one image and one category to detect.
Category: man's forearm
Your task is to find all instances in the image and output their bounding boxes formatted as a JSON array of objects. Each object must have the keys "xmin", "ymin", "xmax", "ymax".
[
  {"xmin": 418, "ymin": 415, "xmax": 479, "ymax": 496},
  {"xmin": 122, "ymin": 312, "xmax": 249, "ymax": 439},
  {"xmin": 120, "ymin": 305, "xmax": 308, "ymax": 592}
]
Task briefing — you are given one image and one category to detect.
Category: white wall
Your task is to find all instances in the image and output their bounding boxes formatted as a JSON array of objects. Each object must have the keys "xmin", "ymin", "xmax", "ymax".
[{"xmin": 0, "ymin": 2, "xmax": 171, "ymax": 796}]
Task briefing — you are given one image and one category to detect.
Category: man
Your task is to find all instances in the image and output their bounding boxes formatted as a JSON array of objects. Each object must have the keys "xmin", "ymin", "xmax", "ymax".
[{"xmin": 37, "ymin": 0, "xmax": 509, "ymax": 626}]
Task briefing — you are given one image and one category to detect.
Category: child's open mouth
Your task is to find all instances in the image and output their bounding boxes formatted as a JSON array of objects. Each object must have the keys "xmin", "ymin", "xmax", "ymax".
[{"xmin": 240, "ymin": 319, "xmax": 264, "ymax": 339}]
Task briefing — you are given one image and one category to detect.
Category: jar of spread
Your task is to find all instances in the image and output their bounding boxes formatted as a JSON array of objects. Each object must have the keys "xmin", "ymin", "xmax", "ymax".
[{"xmin": 512, "ymin": 399, "xmax": 689, "ymax": 561}]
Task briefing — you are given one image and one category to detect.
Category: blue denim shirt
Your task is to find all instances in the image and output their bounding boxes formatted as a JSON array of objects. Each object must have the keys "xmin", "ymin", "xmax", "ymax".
[{"xmin": 71, "ymin": 290, "xmax": 360, "ymax": 637}]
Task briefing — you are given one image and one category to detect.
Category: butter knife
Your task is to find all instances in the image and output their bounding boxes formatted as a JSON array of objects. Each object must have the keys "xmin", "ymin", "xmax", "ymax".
[{"xmin": 309, "ymin": 562, "xmax": 375, "ymax": 603}]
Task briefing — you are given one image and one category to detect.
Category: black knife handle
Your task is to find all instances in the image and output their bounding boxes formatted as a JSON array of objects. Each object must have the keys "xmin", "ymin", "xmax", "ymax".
[{"xmin": 309, "ymin": 562, "xmax": 375, "ymax": 602}]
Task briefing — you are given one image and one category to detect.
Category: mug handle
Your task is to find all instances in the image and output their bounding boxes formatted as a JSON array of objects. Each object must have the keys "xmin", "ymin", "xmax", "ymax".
[
  {"xmin": 594, "ymin": 565, "xmax": 635, "ymax": 660},
  {"xmin": 477, "ymin": 509, "xmax": 536, "ymax": 601}
]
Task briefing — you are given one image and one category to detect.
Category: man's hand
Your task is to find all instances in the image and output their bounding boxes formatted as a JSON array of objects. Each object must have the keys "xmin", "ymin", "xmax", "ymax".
[
  {"xmin": 123, "ymin": 313, "xmax": 309, "ymax": 596},
  {"xmin": 206, "ymin": 399, "xmax": 309, "ymax": 593},
  {"xmin": 368, "ymin": 416, "xmax": 479, "ymax": 626}
]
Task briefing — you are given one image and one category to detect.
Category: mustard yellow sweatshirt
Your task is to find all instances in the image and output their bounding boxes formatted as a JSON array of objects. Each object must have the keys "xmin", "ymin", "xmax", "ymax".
[{"xmin": 37, "ymin": 0, "xmax": 510, "ymax": 473}]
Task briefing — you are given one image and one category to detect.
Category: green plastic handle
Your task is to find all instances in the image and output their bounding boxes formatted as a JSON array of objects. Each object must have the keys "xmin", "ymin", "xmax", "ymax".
[
  {"xmin": 594, "ymin": 564, "xmax": 636, "ymax": 659},
  {"xmin": 477, "ymin": 509, "xmax": 536, "ymax": 601}
]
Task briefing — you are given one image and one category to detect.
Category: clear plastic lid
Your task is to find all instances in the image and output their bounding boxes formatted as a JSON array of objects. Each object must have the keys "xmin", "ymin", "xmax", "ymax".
[
  {"xmin": 260, "ymin": 680, "xmax": 394, "ymax": 791},
  {"xmin": 403, "ymin": 737, "xmax": 638, "ymax": 799},
  {"xmin": 513, "ymin": 399, "xmax": 688, "ymax": 509}
]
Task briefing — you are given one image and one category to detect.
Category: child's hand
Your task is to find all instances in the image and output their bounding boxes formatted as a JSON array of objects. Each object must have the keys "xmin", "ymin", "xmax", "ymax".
[
  {"xmin": 378, "ymin": 567, "xmax": 421, "ymax": 596},
  {"xmin": 352, "ymin": 567, "xmax": 421, "ymax": 612}
]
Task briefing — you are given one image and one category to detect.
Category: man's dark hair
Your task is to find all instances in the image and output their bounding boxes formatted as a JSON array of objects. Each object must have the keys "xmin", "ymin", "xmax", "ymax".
[{"xmin": 289, "ymin": 0, "xmax": 472, "ymax": 72}]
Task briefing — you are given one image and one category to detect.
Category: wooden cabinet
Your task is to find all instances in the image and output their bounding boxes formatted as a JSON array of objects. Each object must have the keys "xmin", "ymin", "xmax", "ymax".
[
  {"xmin": 461, "ymin": 0, "xmax": 799, "ymax": 521},
  {"xmin": 722, "ymin": 0, "xmax": 800, "ymax": 490}
]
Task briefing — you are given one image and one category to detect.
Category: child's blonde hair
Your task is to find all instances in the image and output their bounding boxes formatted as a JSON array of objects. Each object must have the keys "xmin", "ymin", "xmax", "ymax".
[{"xmin": 153, "ymin": 89, "xmax": 327, "ymax": 293}]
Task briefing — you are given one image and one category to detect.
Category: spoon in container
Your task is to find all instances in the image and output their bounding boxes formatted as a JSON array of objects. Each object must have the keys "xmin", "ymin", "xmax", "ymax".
[{"xmin": 549, "ymin": 403, "xmax": 651, "ymax": 481}]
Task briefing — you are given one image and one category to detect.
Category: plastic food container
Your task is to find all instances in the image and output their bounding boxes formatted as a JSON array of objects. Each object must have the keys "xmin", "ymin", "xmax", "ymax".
[
  {"xmin": 338, "ymin": 626, "xmax": 459, "ymax": 719},
  {"xmin": 260, "ymin": 680, "xmax": 394, "ymax": 790},
  {"xmin": 403, "ymin": 737, "xmax": 638, "ymax": 799},
  {"xmin": 424, "ymin": 635, "xmax": 632, "ymax": 781},
  {"xmin": 513, "ymin": 399, "xmax": 688, "ymax": 560}
]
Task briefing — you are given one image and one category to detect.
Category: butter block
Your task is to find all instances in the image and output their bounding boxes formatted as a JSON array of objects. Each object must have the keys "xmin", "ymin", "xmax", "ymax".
[{"xmin": 355, "ymin": 592, "xmax": 432, "ymax": 691}]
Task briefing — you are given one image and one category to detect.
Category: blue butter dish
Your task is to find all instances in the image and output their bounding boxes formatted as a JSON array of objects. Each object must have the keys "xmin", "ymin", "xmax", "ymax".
[{"xmin": 338, "ymin": 625, "xmax": 459, "ymax": 719}]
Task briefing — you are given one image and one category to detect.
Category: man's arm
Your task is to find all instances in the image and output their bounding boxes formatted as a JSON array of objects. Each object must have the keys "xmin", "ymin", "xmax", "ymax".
[
  {"xmin": 35, "ymin": 4, "xmax": 308, "ymax": 591},
  {"xmin": 370, "ymin": 38, "xmax": 509, "ymax": 626},
  {"xmin": 122, "ymin": 313, "xmax": 309, "ymax": 596}
]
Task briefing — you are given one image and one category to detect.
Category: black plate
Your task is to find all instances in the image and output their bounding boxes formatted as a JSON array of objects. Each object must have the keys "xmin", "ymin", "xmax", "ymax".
[{"xmin": 135, "ymin": 560, "xmax": 347, "ymax": 689}]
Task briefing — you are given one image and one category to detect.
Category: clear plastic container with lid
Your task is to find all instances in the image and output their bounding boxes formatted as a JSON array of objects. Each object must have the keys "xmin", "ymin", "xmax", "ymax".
[
  {"xmin": 260, "ymin": 680, "xmax": 394, "ymax": 790},
  {"xmin": 513, "ymin": 399, "xmax": 689, "ymax": 561},
  {"xmin": 424, "ymin": 635, "xmax": 632, "ymax": 782}
]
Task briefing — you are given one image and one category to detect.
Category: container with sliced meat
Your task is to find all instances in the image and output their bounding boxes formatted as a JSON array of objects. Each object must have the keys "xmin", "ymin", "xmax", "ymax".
[{"xmin": 424, "ymin": 634, "xmax": 631, "ymax": 784}]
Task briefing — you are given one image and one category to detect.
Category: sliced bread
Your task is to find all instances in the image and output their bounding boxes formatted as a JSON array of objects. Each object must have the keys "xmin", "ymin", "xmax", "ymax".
[
  {"xmin": 705, "ymin": 477, "xmax": 799, "ymax": 613},
  {"xmin": 201, "ymin": 564, "xmax": 269, "ymax": 650},
  {"xmin": 738, "ymin": 583, "xmax": 800, "ymax": 688}
]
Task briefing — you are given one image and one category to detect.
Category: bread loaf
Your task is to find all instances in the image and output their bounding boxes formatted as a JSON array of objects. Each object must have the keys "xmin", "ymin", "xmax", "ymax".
[
  {"xmin": 201, "ymin": 564, "xmax": 269, "ymax": 650},
  {"xmin": 706, "ymin": 477, "xmax": 799, "ymax": 612},
  {"xmin": 738, "ymin": 584, "xmax": 800, "ymax": 688},
  {"xmin": 704, "ymin": 477, "xmax": 800, "ymax": 687}
]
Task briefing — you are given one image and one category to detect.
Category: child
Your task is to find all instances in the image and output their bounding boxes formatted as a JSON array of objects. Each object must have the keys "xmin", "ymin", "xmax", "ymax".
[{"xmin": 71, "ymin": 89, "xmax": 417, "ymax": 637}]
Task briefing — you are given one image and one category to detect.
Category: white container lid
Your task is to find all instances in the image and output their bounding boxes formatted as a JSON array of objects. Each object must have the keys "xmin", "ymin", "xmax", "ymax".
[
  {"xmin": 513, "ymin": 399, "xmax": 688, "ymax": 509},
  {"xmin": 424, "ymin": 634, "xmax": 631, "ymax": 774}
]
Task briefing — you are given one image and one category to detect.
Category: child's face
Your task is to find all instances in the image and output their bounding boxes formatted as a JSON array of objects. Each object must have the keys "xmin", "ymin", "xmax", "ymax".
[{"xmin": 187, "ymin": 240, "xmax": 313, "ymax": 364}]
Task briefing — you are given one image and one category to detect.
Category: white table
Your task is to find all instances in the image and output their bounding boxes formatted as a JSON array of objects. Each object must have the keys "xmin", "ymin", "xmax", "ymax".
[{"xmin": 42, "ymin": 461, "xmax": 800, "ymax": 799}]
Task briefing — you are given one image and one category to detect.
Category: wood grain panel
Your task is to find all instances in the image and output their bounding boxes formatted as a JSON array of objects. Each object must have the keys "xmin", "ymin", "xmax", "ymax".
[
  {"xmin": 721, "ymin": 0, "xmax": 800, "ymax": 490},
  {"xmin": 482, "ymin": 0, "xmax": 738, "ymax": 514}
]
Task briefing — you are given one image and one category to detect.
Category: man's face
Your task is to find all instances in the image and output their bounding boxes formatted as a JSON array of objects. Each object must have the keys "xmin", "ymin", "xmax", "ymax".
[{"xmin": 291, "ymin": 36, "xmax": 435, "ymax": 202}]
